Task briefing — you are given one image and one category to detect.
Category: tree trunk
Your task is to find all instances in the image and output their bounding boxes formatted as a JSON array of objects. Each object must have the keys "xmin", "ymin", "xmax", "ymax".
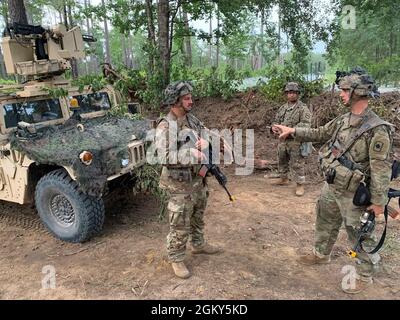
[
  {"xmin": 209, "ymin": 9, "xmax": 212, "ymax": 66},
  {"xmin": 121, "ymin": 34, "xmax": 127, "ymax": 66},
  {"xmin": 63, "ymin": 3, "xmax": 68, "ymax": 28},
  {"xmin": 7, "ymin": 0, "xmax": 28, "ymax": 24},
  {"xmin": 127, "ymin": 32, "xmax": 133, "ymax": 68},
  {"xmin": 25, "ymin": 4, "xmax": 33, "ymax": 24},
  {"xmin": 84, "ymin": 0, "xmax": 91, "ymax": 74},
  {"xmin": 101, "ymin": 0, "xmax": 111, "ymax": 64},
  {"xmin": 182, "ymin": 8, "xmax": 192, "ymax": 67},
  {"xmin": 89, "ymin": 4, "xmax": 99, "ymax": 74},
  {"xmin": 215, "ymin": 4, "xmax": 219, "ymax": 68},
  {"xmin": 259, "ymin": 8, "xmax": 264, "ymax": 69},
  {"xmin": 157, "ymin": 0, "xmax": 170, "ymax": 86},
  {"xmin": 67, "ymin": 3, "xmax": 73, "ymax": 28},
  {"xmin": 66, "ymin": 3, "xmax": 79, "ymax": 78},
  {"xmin": 389, "ymin": 31, "xmax": 393, "ymax": 58},
  {"xmin": 145, "ymin": 0, "xmax": 156, "ymax": 74},
  {"xmin": 277, "ymin": 4, "xmax": 281, "ymax": 65}
]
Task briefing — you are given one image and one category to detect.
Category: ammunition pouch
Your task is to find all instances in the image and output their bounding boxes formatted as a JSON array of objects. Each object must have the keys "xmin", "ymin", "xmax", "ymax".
[
  {"xmin": 321, "ymin": 157, "xmax": 365, "ymax": 193},
  {"xmin": 353, "ymin": 182, "xmax": 371, "ymax": 206}
]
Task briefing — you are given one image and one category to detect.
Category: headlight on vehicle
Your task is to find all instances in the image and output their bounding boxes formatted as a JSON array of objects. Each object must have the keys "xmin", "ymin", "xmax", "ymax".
[{"xmin": 79, "ymin": 151, "xmax": 93, "ymax": 165}]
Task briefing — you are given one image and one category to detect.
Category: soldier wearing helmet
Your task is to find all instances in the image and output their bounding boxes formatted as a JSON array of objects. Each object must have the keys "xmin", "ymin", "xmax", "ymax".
[
  {"xmin": 273, "ymin": 67, "xmax": 394, "ymax": 294},
  {"xmin": 269, "ymin": 81, "xmax": 312, "ymax": 197},
  {"xmin": 154, "ymin": 81, "xmax": 221, "ymax": 279}
]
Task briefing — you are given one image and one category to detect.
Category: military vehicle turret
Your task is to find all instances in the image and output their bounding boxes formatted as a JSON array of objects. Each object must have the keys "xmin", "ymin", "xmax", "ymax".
[{"xmin": 0, "ymin": 23, "xmax": 149, "ymax": 243}]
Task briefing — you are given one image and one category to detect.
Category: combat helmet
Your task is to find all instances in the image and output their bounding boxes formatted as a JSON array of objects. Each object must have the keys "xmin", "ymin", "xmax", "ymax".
[
  {"xmin": 284, "ymin": 82, "xmax": 300, "ymax": 93},
  {"xmin": 337, "ymin": 67, "xmax": 379, "ymax": 98},
  {"xmin": 163, "ymin": 81, "xmax": 193, "ymax": 106}
]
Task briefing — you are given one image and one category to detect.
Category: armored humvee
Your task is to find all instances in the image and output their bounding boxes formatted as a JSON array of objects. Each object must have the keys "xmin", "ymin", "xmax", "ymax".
[{"xmin": 0, "ymin": 23, "xmax": 149, "ymax": 243}]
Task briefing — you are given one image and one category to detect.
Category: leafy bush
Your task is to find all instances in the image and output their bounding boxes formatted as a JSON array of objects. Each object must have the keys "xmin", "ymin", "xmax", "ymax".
[
  {"xmin": 190, "ymin": 65, "xmax": 243, "ymax": 100},
  {"xmin": 72, "ymin": 75, "xmax": 107, "ymax": 92},
  {"xmin": 0, "ymin": 78, "xmax": 16, "ymax": 85},
  {"xmin": 258, "ymin": 62, "xmax": 324, "ymax": 103},
  {"xmin": 131, "ymin": 164, "xmax": 168, "ymax": 220}
]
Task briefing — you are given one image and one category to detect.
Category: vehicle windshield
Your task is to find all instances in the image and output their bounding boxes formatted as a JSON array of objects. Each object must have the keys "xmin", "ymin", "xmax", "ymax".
[
  {"xmin": 73, "ymin": 92, "xmax": 111, "ymax": 114},
  {"xmin": 2, "ymin": 98, "xmax": 63, "ymax": 128}
]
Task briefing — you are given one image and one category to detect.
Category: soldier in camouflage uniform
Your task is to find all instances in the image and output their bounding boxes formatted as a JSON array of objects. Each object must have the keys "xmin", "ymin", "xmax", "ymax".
[
  {"xmin": 273, "ymin": 68, "xmax": 394, "ymax": 294},
  {"xmin": 154, "ymin": 81, "xmax": 221, "ymax": 279},
  {"xmin": 269, "ymin": 82, "xmax": 312, "ymax": 196}
]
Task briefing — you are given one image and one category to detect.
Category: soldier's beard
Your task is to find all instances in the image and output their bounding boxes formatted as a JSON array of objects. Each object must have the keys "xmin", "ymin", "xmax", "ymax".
[{"xmin": 182, "ymin": 104, "xmax": 192, "ymax": 113}]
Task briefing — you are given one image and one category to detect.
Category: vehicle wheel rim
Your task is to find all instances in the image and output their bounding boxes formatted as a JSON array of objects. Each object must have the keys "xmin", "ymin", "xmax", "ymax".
[{"xmin": 50, "ymin": 194, "xmax": 75, "ymax": 226}]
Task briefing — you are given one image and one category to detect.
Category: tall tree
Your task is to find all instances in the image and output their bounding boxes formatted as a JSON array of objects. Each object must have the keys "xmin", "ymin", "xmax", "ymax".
[
  {"xmin": 145, "ymin": 0, "xmax": 156, "ymax": 73},
  {"xmin": 182, "ymin": 8, "xmax": 192, "ymax": 67},
  {"xmin": 157, "ymin": 0, "xmax": 170, "ymax": 86},
  {"xmin": 215, "ymin": 3, "xmax": 220, "ymax": 68},
  {"xmin": 7, "ymin": 0, "xmax": 28, "ymax": 24},
  {"xmin": 327, "ymin": 0, "xmax": 400, "ymax": 84},
  {"xmin": 101, "ymin": 0, "xmax": 111, "ymax": 64}
]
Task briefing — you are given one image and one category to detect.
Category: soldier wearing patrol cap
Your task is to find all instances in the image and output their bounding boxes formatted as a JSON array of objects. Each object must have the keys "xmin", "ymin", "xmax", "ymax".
[
  {"xmin": 273, "ymin": 67, "xmax": 394, "ymax": 294},
  {"xmin": 269, "ymin": 82, "xmax": 312, "ymax": 197},
  {"xmin": 154, "ymin": 81, "xmax": 221, "ymax": 279}
]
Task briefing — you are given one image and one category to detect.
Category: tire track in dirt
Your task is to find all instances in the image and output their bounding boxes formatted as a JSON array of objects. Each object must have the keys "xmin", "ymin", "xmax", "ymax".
[{"xmin": 0, "ymin": 211, "xmax": 48, "ymax": 234}]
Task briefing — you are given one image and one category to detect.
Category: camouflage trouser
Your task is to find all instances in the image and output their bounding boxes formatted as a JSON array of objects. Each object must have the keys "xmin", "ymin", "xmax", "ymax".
[
  {"xmin": 314, "ymin": 182, "xmax": 380, "ymax": 278},
  {"xmin": 277, "ymin": 142, "xmax": 305, "ymax": 184},
  {"xmin": 166, "ymin": 187, "xmax": 209, "ymax": 262}
]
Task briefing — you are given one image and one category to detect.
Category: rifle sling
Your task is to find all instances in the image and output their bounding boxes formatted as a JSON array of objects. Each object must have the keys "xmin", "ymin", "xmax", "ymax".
[
  {"xmin": 361, "ymin": 202, "xmax": 388, "ymax": 255},
  {"xmin": 335, "ymin": 113, "xmax": 392, "ymax": 159}
]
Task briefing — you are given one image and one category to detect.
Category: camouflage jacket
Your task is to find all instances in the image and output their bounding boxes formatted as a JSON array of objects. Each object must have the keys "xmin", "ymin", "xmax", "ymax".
[
  {"xmin": 274, "ymin": 101, "xmax": 311, "ymax": 145},
  {"xmin": 274, "ymin": 100, "xmax": 312, "ymax": 128},
  {"xmin": 295, "ymin": 108, "xmax": 393, "ymax": 206},
  {"xmin": 155, "ymin": 111, "xmax": 206, "ymax": 192}
]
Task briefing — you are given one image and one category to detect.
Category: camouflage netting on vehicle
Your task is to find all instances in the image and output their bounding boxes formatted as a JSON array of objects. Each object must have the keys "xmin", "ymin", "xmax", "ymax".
[{"xmin": 10, "ymin": 116, "xmax": 151, "ymax": 197}]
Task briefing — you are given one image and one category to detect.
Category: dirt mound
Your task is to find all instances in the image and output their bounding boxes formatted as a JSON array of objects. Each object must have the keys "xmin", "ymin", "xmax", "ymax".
[
  {"xmin": 194, "ymin": 90, "xmax": 400, "ymax": 132},
  {"xmin": 192, "ymin": 90, "xmax": 400, "ymax": 180},
  {"xmin": 193, "ymin": 90, "xmax": 280, "ymax": 131}
]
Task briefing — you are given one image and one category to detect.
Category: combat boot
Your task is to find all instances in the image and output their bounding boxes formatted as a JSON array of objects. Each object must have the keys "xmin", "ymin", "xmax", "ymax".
[
  {"xmin": 192, "ymin": 243, "xmax": 221, "ymax": 254},
  {"xmin": 297, "ymin": 252, "xmax": 331, "ymax": 266},
  {"xmin": 269, "ymin": 177, "xmax": 290, "ymax": 186},
  {"xmin": 295, "ymin": 183, "xmax": 305, "ymax": 196},
  {"xmin": 342, "ymin": 276, "xmax": 373, "ymax": 294},
  {"xmin": 171, "ymin": 262, "xmax": 191, "ymax": 279}
]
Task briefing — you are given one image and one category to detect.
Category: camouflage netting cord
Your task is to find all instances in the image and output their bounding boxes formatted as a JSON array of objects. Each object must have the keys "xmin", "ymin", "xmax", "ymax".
[{"xmin": 10, "ymin": 117, "xmax": 151, "ymax": 197}]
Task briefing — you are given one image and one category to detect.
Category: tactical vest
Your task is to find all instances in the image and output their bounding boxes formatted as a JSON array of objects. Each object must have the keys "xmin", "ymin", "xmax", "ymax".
[
  {"xmin": 319, "ymin": 111, "xmax": 393, "ymax": 192},
  {"xmin": 156, "ymin": 113, "xmax": 204, "ymax": 188}
]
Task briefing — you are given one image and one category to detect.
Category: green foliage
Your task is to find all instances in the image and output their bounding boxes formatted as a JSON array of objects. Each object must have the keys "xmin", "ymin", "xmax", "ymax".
[
  {"xmin": 327, "ymin": 1, "xmax": 400, "ymax": 85},
  {"xmin": 131, "ymin": 164, "xmax": 169, "ymax": 220},
  {"xmin": 112, "ymin": 68, "xmax": 146, "ymax": 97},
  {"xmin": 184, "ymin": 66, "xmax": 244, "ymax": 100},
  {"xmin": 106, "ymin": 103, "xmax": 144, "ymax": 121},
  {"xmin": 0, "ymin": 79, "xmax": 16, "ymax": 85},
  {"xmin": 72, "ymin": 75, "xmax": 107, "ymax": 92},
  {"xmin": 44, "ymin": 87, "xmax": 69, "ymax": 98},
  {"xmin": 138, "ymin": 69, "xmax": 165, "ymax": 109},
  {"xmin": 258, "ymin": 62, "xmax": 324, "ymax": 103}
]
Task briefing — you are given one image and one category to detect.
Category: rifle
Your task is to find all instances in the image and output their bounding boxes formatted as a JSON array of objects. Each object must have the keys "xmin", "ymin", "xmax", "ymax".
[
  {"xmin": 348, "ymin": 210, "xmax": 376, "ymax": 258},
  {"xmin": 186, "ymin": 131, "xmax": 235, "ymax": 202},
  {"xmin": 348, "ymin": 161, "xmax": 400, "ymax": 258}
]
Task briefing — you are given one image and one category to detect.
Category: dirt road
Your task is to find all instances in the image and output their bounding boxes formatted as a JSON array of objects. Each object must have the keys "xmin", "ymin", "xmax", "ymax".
[{"xmin": 1, "ymin": 167, "xmax": 399, "ymax": 300}]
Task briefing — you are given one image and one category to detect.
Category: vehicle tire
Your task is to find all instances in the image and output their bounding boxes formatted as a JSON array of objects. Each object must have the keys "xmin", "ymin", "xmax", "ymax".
[{"xmin": 35, "ymin": 169, "xmax": 105, "ymax": 243}]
